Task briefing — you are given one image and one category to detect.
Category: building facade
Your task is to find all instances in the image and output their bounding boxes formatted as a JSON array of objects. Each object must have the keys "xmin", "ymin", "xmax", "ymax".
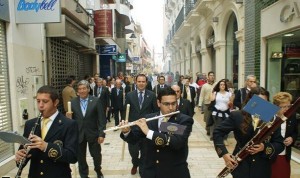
[
  {"xmin": 0, "ymin": 0, "xmax": 96, "ymax": 174},
  {"xmin": 260, "ymin": 0, "xmax": 300, "ymax": 154},
  {"xmin": 165, "ymin": 0, "xmax": 244, "ymax": 87},
  {"xmin": 165, "ymin": 0, "xmax": 300, "ymax": 157}
]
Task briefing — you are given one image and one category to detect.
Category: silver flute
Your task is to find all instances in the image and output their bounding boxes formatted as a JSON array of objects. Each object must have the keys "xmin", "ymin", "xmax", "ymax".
[{"xmin": 104, "ymin": 111, "xmax": 180, "ymax": 133}]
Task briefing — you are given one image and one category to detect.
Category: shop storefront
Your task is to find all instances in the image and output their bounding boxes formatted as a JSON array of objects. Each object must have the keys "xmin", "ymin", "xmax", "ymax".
[
  {"xmin": 262, "ymin": 0, "xmax": 300, "ymax": 153},
  {"xmin": 0, "ymin": 0, "xmax": 13, "ymax": 165},
  {"xmin": 46, "ymin": 11, "xmax": 95, "ymax": 112}
]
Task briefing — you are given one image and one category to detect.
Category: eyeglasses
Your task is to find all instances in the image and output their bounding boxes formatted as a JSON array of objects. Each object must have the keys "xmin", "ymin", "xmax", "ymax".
[
  {"xmin": 249, "ymin": 81, "xmax": 256, "ymax": 83},
  {"xmin": 161, "ymin": 102, "xmax": 177, "ymax": 107}
]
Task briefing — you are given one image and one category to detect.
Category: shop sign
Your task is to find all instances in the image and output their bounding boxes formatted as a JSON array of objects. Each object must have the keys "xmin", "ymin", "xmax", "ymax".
[
  {"xmin": 132, "ymin": 57, "xmax": 140, "ymax": 62},
  {"xmin": 94, "ymin": 9, "xmax": 113, "ymax": 38},
  {"xmin": 117, "ymin": 53, "xmax": 126, "ymax": 62},
  {"xmin": 0, "ymin": 0, "xmax": 10, "ymax": 22},
  {"xmin": 15, "ymin": 0, "xmax": 61, "ymax": 23},
  {"xmin": 98, "ymin": 45, "xmax": 117, "ymax": 55},
  {"xmin": 280, "ymin": 1, "xmax": 300, "ymax": 23}
]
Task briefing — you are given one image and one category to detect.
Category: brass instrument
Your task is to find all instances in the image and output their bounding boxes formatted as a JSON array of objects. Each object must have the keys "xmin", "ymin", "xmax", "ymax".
[
  {"xmin": 104, "ymin": 111, "xmax": 180, "ymax": 133},
  {"xmin": 15, "ymin": 113, "xmax": 42, "ymax": 178},
  {"xmin": 217, "ymin": 97, "xmax": 300, "ymax": 178}
]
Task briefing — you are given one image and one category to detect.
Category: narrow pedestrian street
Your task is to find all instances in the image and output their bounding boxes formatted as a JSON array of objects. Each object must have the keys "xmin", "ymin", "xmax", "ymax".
[{"xmin": 3, "ymin": 110, "xmax": 300, "ymax": 178}]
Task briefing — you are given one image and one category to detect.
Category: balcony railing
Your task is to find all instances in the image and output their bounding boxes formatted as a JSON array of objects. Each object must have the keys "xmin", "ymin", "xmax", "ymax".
[
  {"xmin": 166, "ymin": 0, "xmax": 199, "ymax": 45},
  {"xmin": 175, "ymin": 7, "xmax": 184, "ymax": 32},
  {"xmin": 185, "ymin": 0, "xmax": 196, "ymax": 16}
]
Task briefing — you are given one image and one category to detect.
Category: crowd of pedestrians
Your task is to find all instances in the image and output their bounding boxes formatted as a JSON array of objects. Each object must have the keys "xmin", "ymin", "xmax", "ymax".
[{"xmin": 15, "ymin": 70, "xmax": 299, "ymax": 178}]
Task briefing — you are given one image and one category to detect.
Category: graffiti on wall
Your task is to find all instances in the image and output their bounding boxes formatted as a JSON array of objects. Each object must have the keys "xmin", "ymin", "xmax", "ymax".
[
  {"xmin": 26, "ymin": 67, "xmax": 40, "ymax": 74},
  {"xmin": 16, "ymin": 76, "xmax": 30, "ymax": 94}
]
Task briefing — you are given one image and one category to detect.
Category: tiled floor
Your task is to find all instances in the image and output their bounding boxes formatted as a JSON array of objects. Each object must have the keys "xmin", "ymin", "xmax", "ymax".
[{"xmin": 2, "ymin": 109, "xmax": 300, "ymax": 178}]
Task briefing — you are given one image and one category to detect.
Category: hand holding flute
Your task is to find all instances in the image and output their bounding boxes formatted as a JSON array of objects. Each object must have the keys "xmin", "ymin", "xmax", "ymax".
[
  {"xmin": 120, "ymin": 118, "xmax": 150, "ymax": 135},
  {"xmin": 104, "ymin": 111, "xmax": 180, "ymax": 133}
]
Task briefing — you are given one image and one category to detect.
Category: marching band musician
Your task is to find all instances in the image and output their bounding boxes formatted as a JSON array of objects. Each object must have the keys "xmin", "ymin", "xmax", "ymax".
[
  {"xmin": 271, "ymin": 92, "xmax": 298, "ymax": 178},
  {"xmin": 120, "ymin": 87, "xmax": 194, "ymax": 178},
  {"xmin": 15, "ymin": 86, "xmax": 79, "ymax": 178},
  {"xmin": 213, "ymin": 87, "xmax": 284, "ymax": 178}
]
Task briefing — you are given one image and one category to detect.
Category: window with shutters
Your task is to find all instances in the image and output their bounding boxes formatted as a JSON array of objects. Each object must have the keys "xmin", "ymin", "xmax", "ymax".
[{"xmin": 0, "ymin": 21, "xmax": 13, "ymax": 162}]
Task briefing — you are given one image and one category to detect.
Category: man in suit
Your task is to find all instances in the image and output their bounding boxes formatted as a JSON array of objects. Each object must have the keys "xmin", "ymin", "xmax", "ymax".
[
  {"xmin": 171, "ymin": 85, "xmax": 193, "ymax": 117},
  {"xmin": 233, "ymin": 74, "xmax": 257, "ymax": 109},
  {"xmin": 120, "ymin": 87, "xmax": 194, "ymax": 178},
  {"xmin": 123, "ymin": 74, "xmax": 159, "ymax": 176},
  {"xmin": 153, "ymin": 75, "xmax": 168, "ymax": 96},
  {"xmin": 182, "ymin": 76, "xmax": 196, "ymax": 115},
  {"xmin": 15, "ymin": 85, "xmax": 78, "ymax": 178},
  {"xmin": 93, "ymin": 78, "xmax": 110, "ymax": 122},
  {"xmin": 111, "ymin": 79, "xmax": 124, "ymax": 126},
  {"xmin": 68, "ymin": 80, "xmax": 106, "ymax": 178}
]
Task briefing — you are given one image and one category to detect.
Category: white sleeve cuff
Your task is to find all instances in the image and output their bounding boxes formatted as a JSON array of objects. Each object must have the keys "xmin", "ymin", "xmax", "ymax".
[{"xmin": 146, "ymin": 130, "xmax": 154, "ymax": 140}]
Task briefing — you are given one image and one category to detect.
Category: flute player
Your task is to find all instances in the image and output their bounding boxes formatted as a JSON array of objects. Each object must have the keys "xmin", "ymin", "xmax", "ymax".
[
  {"xmin": 15, "ymin": 85, "xmax": 79, "ymax": 178},
  {"xmin": 120, "ymin": 87, "xmax": 194, "ymax": 178}
]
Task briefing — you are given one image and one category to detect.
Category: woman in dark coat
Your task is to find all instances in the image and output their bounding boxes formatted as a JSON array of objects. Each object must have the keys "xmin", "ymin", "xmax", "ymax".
[{"xmin": 213, "ymin": 87, "xmax": 284, "ymax": 178}]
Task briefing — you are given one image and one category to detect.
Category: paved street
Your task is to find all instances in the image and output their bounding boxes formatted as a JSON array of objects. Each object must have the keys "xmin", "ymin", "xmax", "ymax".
[{"xmin": 3, "ymin": 110, "xmax": 300, "ymax": 178}]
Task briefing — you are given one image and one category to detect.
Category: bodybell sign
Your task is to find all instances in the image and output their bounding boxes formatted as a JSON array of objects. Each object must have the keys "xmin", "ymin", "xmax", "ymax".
[{"xmin": 15, "ymin": 0, "xmax": 61, "ymax": 23}]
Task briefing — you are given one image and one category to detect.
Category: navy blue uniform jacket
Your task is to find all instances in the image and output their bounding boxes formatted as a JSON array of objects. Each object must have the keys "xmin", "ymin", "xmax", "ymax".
[
  {"xmin": 213, "ymin": 110, "xmax": 284, "ymax": 178},
  {"xmin": 121, "ymin": 112, "xmax": 194, "ymax": 178},
  {"xmin": 21, "ymin": 112, "xmax": 78, "ymax": 178}
]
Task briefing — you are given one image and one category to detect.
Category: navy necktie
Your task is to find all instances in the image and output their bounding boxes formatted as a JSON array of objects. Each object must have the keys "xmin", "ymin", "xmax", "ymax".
[{"xmin": 138, "ymin": 92, "xmax": 143, "ymax": 108}]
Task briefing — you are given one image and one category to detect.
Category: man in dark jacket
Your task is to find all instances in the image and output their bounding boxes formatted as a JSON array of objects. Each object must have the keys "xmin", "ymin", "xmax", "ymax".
[
  {"xmin": 111, "ymin": 79, "xmax": 124, "ymax": 126},
  {"xmin": 69, "ymin": 80, "xmax": 106, "ymax": 178},
  {"xmin": 15, "ymin": 86, "xmax": 78, "ymax": 178},
  {"xmin": 233, "ymin": 75, "xmax": 257, "ymax": 109},
  {"xmin": 120, "ymin": 87, "xmax": 193, "ymax": 178},
  {"xmin": 123, "ymin": 74, "xmax": 159, "ymax": 176}
]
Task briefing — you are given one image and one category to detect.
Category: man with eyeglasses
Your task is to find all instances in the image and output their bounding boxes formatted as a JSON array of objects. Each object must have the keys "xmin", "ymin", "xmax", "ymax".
[
  {"xmin": 234, "ymin": 75, "xmax": 257, "ymax": 109},
  {"xmin": 120, "ymin": 87, "xmax": 194, "ymax": 178},
  {"xmin": 171, "ymin": 85, "xmax": 193, "ymax": 117}
]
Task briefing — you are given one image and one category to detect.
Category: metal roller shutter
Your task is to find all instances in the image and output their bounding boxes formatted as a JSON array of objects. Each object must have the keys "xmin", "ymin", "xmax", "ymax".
[
  {"xmin": 47, "ymin": 38, "xmax": 94, "ymax": 112},
  {"xmin": 0, "ymin": 21, "xmax": 13, "ymax": 162},
  {"xmin": 47, "ymin": 38, "xmax": 80, "ymax": 112}
]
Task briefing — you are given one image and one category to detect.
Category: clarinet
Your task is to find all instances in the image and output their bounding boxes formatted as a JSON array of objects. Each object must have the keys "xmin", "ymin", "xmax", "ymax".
[
  {"xmin": 15, "ymin": 113, "xmax": 42, "ymax": 178},
  {"xmin": 217, "ymin": 97, "xmax": 300, "ymax": 178}
]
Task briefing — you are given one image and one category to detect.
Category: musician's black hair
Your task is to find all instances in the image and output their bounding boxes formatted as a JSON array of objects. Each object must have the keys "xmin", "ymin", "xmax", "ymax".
[
  {"xmin": 37, "ymin": 85, "xmax": 59, "ymax": 102},
  {"xmin": 157, "ymin": 87, "xmax": 176, "ymax": 102}
]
